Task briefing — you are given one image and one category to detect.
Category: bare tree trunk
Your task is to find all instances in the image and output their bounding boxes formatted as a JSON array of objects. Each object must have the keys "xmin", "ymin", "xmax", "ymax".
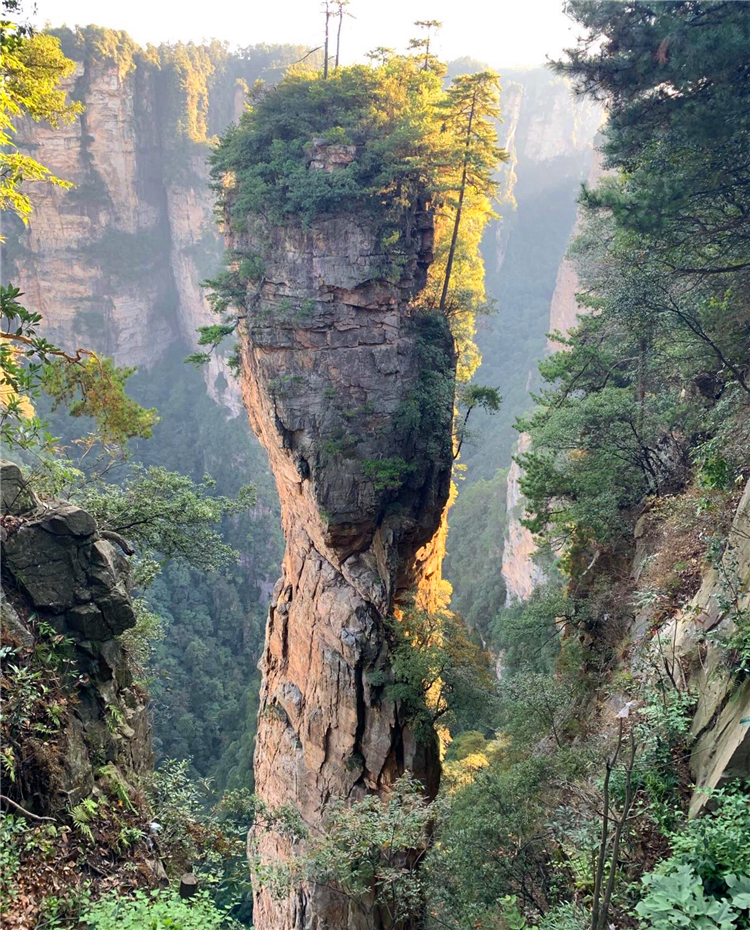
[
  {"xmin": 323, "ymin": 2, "xmax": 330, "ymax": 79},
  {"xmin": 598, "ymin": 731, "xmax": 637, "ymax": 929},
  {"xmin": 335, "ymin": 5, "xmax": 343, "ymax": 69}
]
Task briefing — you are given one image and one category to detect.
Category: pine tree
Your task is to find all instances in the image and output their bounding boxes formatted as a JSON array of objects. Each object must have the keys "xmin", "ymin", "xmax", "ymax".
[{"xmin": 437, "ymin": 71, "xmax": 502, "ymax": 315}]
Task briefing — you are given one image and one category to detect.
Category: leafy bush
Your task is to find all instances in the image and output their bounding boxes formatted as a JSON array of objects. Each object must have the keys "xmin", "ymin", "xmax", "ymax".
[
  {"xmin": 143, "ymin": 760, "xmax": 255, "ymax": 922},
  {"xmin": 252, "ymin": 774, "xmax": 433, "ymax": 929},
  {"xmin": 81, "ymin": 888, "xmax": 236, "ymax": 930},
  {"xmin": 362, "ymin": 457, "xmax": 414, "ymax": 491},
  {"xmin": 536, "ymin": 902, "xmax": 589, "ymax": 930},
  {"xmin": 635, "ymin": 865, "xmax": 750, "ymax": 930},
  {"xmin": 667, "ymin": 785, "xmax": 750, "ymax": 895}
]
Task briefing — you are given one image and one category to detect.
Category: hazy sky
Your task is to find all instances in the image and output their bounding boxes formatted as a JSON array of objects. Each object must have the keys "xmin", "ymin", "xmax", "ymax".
[{"xmin": 31, "ymin": 0, "xmax": 579, "ymax": 70}]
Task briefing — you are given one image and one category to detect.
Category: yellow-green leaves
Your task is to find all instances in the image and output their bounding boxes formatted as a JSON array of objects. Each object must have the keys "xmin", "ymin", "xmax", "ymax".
[{"xmin": 0, "ymin": 28, "xmax": 83, "ymax": 225}]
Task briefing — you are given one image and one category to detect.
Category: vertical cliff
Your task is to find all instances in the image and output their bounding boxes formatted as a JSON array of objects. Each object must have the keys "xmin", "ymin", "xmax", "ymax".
[
  {"xmin": 499, "ymin": 147, "xmax": 605, "ymax": 606},
  {"xmin": 501, "ymin": 434, "xmax": 547, "ymax": 604},
  {"xmin": 221, "ymin": 145, "xmax": 454, "ymax": 928},
  {"xmin": 1, "ymin": 31, "xmax": 315, "ymax": 413}
]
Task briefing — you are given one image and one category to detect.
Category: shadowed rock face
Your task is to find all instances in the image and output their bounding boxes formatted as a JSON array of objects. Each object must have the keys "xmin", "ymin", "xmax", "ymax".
[
  {"xmin": 226, "ymin": 181, "xmax": 455, "ymax": 928},
  {"xmin": 0, "ymin": 462, "xmax": 151, "ymax": 815}
]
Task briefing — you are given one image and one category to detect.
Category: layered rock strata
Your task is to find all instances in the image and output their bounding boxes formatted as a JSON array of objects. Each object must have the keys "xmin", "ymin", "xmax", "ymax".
[{"xmin": 225, "ymin": 165, "xmax": 455, "ymax": 928}]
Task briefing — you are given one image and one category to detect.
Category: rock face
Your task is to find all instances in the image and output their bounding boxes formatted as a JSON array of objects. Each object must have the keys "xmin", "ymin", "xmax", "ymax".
[
  {"xmin": 502, "ymin": 434, "xmax": 546, "ymax": 604},
  {"xmin": 1, "ymin": 462, "xmax": 151, "ymax": 814},
  {"xmin": 658, "ymin": 479, "xmax": 750, "ymax": 816},
  {"xmin": 4, "ymin": 52, "xmax": 241, "ymax": 412},
  {"xmin": 225, "ymin": 163, "xmax": 455, "ymax": 928}
]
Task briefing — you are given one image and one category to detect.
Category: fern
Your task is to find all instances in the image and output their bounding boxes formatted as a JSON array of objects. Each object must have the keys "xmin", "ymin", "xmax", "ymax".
[
  {"xmin": 105, "ymin": 704, "xmax": 124, "ymax": 734},
  {"xmin": 70, "ymin": 799, "xmax": 98, "ymax": 843},
  {"xmin": 98, "ymin": 764, "xmax": 136, "ymax": 812}
]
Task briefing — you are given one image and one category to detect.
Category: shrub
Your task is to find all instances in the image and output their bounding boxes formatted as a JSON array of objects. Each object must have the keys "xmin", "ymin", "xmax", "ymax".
[
  {"xmin": 81, "ymin": 888, "xmax": 236, "ymax": 929},
  {"xmin": 635, "ymin": 865, "xmax": 750, "ymax": 930}
]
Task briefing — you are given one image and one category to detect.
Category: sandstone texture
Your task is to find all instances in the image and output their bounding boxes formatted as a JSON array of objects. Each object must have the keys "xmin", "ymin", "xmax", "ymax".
[
  {"xmin": 1, "ymin": 462, "xmax": 151, "ymax": 815},
  {"xmin": 224, "ymin": 155, "xmax": 455, "ymax": 928}
]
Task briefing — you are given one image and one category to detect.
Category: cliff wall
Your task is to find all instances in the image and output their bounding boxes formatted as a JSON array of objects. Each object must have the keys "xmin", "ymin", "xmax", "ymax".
[
  {"xmin": 499, "ymin": 146, "xmax": 605, "ymax": 606},
  {"xmin": 223, "ymin": 152, "xmax": 455, "ymax": 928},
  {"xmin": 2, "ymin": 36, "xmax": 310, "ymax": 414}
]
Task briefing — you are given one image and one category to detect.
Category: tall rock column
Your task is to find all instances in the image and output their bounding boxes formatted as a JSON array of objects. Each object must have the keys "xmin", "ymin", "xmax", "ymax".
[{"xmin": 226, "ymin": 147, "xmax": 455, "ymax": 929}]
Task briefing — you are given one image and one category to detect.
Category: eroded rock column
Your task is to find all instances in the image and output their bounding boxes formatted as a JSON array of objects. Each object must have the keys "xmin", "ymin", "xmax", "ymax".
[{"xmin": 228, "ymin": 174, "xmax": 455, "ymax": 928}]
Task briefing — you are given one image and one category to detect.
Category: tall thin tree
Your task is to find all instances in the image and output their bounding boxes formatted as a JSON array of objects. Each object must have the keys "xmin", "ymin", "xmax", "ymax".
[
  {"xmin": 322, "ymin": 0, "xmax": 331, "ymax": 79},
  {"xmin": 438, "ymin": 71, "xmax": 502, "ymax": 313},
  {"xmin": 334, "ymin": 1, "xmax": 353, "ymax": 70},
  {"xmin": 409, "ymin": 19, "xmax": 442, "ymax": 71}
]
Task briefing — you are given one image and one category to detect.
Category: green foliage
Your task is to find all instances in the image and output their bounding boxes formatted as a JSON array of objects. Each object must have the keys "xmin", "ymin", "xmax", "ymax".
[
  {"xmin": 80, "ymin": 888, "xmax": 236, "ymax": 930},
  {"xmin": 635, "ymin": 866, "xmax": 749, "ymax": 930},
  {"xmin": 69, "ymin": 798, "xmax": 99, "ymax": 844},
  {"xmin": 444, "ymin": 468, "xmax": 507, "ymax": 632},
  {"xmin": 519, "ymin": 2, "xmax": 750, "ymax": 564},
  {"xmin": 1, "ymin": 284, "xmax": 158, "ymax": 454},
  {"xmin": 1, "ymin": 27, "xmax": 82, "ymax": 224},
  {"xmin": 426, "ymin": 754, "xmax": 557, "ymax": 923},
  {"xmin": 492, "ymin": 585, "xmax": 570, "ymax": 672},
  {"xmin": 51, "ymin": 24, "xmax": 139, "ymax": 80},
  {"xmin": 0, "ymin": 814, "xmax": 28, "ymax": 902},
  {"xmin": 118, "ymin": 598, "xmax": 165, "ymax": 681},
  {"xmin": 80, "ymin": 465, "xmax": 254, "ymax": 573},
  {"xmin": 386, "ymin": 603, "xmax": 498, "ymax": 739},
  {"xmin": 212, "ymin": 58, "xmax": 446, "ymax": 229},
  {"xmin": 122, "ymin": 352, "xmax": 282, "ymax": 791},
  {"xmin": 253, "ymin": 774, "xmax": 433, "ymax": 928},
  {"xmin": 144, "ymin": 759, "xmax": 254, "ymax": 923},
  {"xmin": 535, "ymin": 902, "xmax": 588, "ymax": 930},
  {"xmin": 43, "ymin": 356, "xmax": 158, "ymax": 449},
  {"xmin": 361, "ymin": 457, "xmax": 414, "ymax": 491},
  {"xmin": 693, "ymin": 438, "xmax": 731, "ymax": 492},
  {"xmin": 667, "ymin": 785, "xmax": 750, "ymax": 896}
]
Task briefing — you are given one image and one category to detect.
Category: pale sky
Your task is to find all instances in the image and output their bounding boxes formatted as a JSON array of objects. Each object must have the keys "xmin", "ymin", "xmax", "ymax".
[{"xmin": 31, "ymin": 0, "xmax": 579, "ymax": 70}]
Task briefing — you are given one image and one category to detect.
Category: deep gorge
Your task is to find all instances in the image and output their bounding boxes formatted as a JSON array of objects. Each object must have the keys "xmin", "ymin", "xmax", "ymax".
[{"xmin": 3, "ymin": 8, "xmax": 749, "ymax": 930}]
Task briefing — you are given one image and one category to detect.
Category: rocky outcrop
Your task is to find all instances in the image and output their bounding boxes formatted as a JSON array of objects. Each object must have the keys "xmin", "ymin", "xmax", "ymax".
[
  {"xmin": 224, "ymin": 156, "xmax": 455, "ymax": 928},
  {"xmin": 5, "ymin": 59, "xmax": 174, "ymax": 368},
  {"xmin": 1, "ymin": 462, "xmax": 150, "ymax": 815},
  {"xmin": 658, "ymin": 479, "xmax": 750, "ymax": 816},
  {"xmin": 4, "ymin": 50, "xmax": 242, "ymax": 411}
]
